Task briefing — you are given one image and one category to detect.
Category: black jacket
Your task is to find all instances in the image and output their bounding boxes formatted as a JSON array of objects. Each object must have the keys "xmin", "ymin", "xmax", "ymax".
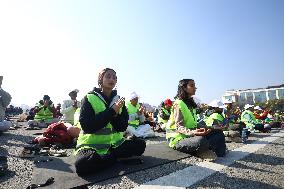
[{"xmin": 79, "ymin": 88, "xmax": 129, "ymax": 134}]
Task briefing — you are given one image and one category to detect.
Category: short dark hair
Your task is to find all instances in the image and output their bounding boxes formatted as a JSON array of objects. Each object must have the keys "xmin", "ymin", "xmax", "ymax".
[{"xmin": 43, "ymin": 95, "xmax": 50, "ymax": 101}]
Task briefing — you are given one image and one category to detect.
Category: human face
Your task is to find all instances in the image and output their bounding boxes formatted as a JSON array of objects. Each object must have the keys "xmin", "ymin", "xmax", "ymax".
[
  {"xmin": 130, "ymin": 97, "xmax": 139, "ymax": 106},
  {"xmin": 102, "ymin": 70, "xmax": 117, "ymax": 90},
  {"xmin": 70, "ymin": 93, "xmax": 77, "ymax": 100},
  {"xmin": 185, "ymin": 80, "xmax": 196, "ymax": 97}
]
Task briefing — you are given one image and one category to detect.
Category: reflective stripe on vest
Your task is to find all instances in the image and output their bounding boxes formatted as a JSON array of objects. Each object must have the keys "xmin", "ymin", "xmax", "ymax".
[
  {"xmin": 166, "ymin": 99, "xmax": 197, "ymax": 148},
  {"xmin": 75, "ymin": 93, "xmax": 124, "ymax": 155},
  {"xmin": 126, "ymin": 102, "xmax": 140, "ymax": 127}
]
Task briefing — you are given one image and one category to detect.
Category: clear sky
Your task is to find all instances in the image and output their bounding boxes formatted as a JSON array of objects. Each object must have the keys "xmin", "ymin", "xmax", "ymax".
[{"xmin": 0, "ymin": 0, "xmax": 283, "ymax": 107}]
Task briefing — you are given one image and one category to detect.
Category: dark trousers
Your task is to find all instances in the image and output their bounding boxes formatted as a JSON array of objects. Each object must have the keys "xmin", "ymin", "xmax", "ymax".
[
  {"xmin": 75, "ymin": 139, "xmax": 146, "ymax": 175},
  {"xmin": 270, "ymin": 122, "xmax": 281, "ymax": 128},
  {"xmin": 175, "ymin": 130, "xmax": 226, "ymax": 157},
  {"xmin": 254, "ymin": 123, "xmax": 272, "ymax": 132}
]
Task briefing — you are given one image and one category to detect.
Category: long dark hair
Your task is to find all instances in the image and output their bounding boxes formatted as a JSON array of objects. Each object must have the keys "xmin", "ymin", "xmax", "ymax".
[
  {"xmin": 98, "ymin": 68, "xmax": 116, "ymax": 88},
  {"xmin": 175, "ymin": 79, "xmax": 197, "ymax": 109}
]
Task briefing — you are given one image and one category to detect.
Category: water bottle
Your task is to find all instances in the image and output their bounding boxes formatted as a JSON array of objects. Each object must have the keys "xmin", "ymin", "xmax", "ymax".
[{"xmin": 241, "ymin": 128, "xmax": 248, "ymax": 143}]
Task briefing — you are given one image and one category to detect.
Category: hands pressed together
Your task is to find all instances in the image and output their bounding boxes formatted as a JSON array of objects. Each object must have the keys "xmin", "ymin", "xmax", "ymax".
[
  {"xmin": 112, "ymin": 97, "xmax": 125, "ymax": 114},
  {"xmin": 193, "ymin": 128, "xmax": 212, "ymax": 136}
]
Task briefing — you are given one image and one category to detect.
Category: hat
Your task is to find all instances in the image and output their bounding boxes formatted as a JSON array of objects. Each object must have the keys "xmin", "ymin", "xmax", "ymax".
[
  {"xmin": 129, "ymin": 92, "xmax": 139, "ymax": 100},
  {"xmin": 164, "ymin": 99, "xmax": 173, "ymax": 107},
  {"xmin": 223, "ymin": 99, "xmax": 232, "ymax": 104},
  {"xmin": 208, "ymin": 99, "xmax": 225, "ymax": 108},
  {"xmin": 244, "ymin": 104, "xmax": 254, "ymax": 110},
  {"xmin": 69, "ymin": 89, "xmax": 79, "ymax": 96},
  {"xmin": 254, "ymin": 106, "xmax": 262, "ymax": 111},
  {"xmin": 43, "ymin": 95, "xmax": 50, "ymax": 100}
]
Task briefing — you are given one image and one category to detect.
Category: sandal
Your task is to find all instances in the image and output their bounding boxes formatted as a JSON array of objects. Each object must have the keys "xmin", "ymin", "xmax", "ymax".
[
  {"xmin": 26, "ymin": 177, "xmax": 54, "ymax": 189},
  {"xmin": 48, "ymin": 148, "xmax": 67, "ymax": 157},
  {"xmin": 19, "ymin": 149, "xmax": 35, "ymax": 158}
]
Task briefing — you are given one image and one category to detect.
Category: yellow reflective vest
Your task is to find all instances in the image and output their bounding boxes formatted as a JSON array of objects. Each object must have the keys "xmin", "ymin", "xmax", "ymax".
[
  {"xmin": 205, "ymin": 113, "xmax": 224, "ymax": 127},
  {"xmin": 158, "ymin": 107, "xmax": 171, "ymax": 124},
  {"xmin": 166, "ymin": 99, "xmax": 197, "ymax": 148},
  {"xmin": 75, "ymin": 93, "xmax": 124, "ymax": 155},
  {"xmin": 34, "ymin": 105, "xmax": 54, "ymax": 121},
  {"xmin": 126, "ymin": 102, "xmax": 140, "ymax": 128}
]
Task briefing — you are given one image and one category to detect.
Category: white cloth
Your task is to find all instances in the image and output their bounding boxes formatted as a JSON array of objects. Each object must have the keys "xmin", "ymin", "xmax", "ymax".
[
  {"xmin": 60, "ymin": 99, "xmax": 81, "ymax": 124},
  {"xmin": 126, "ymin": 124, "xmax": 155, "ymax": 138},
  {"xmin": 0, "ymin": 120, "xmax": 12, "ymax": 132},
  {"xmin": 27, "ymin": 118, "xmax": 60, "ymax": 128}
]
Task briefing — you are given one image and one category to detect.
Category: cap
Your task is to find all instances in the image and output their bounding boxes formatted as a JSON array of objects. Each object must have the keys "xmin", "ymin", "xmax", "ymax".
[
  {"xmin": 129, "ymin": 92, "xmax": 139, "ymax": 101},
  {"xmin": 244, "ymin": 104, "xmax": 254, "ymax": 110},
  {"xmin": 254, "ymin": 106, "xmax": 262, "ymax": 111},
  {"xmin": 69, "ymin": 89, "xmax": 79, "ymax": 96},
  {"xmin": 208, "ymin": 99, "xmax": 225, "ymax": 108},
  {"xmin": 164, "ymin": 98, "xmax": 173, "ymax": 107}
]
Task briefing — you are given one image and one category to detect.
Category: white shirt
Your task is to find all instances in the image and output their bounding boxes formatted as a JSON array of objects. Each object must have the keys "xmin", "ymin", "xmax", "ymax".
[{"xmin": 60, "ymin": 99, "xmax": 81, "ymax": 124}]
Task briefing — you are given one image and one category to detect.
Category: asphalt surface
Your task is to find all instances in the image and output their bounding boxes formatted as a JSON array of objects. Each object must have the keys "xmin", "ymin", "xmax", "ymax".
[{"xmin": 0, "ymin": 120, "xmax": 283, "ymax": 189}]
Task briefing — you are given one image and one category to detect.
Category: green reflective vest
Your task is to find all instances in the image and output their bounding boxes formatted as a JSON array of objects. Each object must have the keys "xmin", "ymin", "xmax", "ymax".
[
  {"xmin": 74, "ymin": 108, "xmax": 81, "ymax": 129},
  {"xmin": 75, "ymin": 93, "xmax": 125, "ymax": 155},
  {"xmin": 205, "ymin": 113, "xmax": 224, "ymax": 127},
  {"xmin": 157, "ymin": 107, "xmax": 171, "ymax": 124},
  {"xmin": 241, "ymin": 110, "xmax": 258, "ymax": 130},
  {"xmin": 166, "ymin": 99, "xmax": 197, "ymax": 148},
  {"xmin": 34, "ymin": 105, "xmax": 54, "ymax": 121},
  {"xmin": 126, "ymin": 102, "xmax": 140, "ymax": 128}
]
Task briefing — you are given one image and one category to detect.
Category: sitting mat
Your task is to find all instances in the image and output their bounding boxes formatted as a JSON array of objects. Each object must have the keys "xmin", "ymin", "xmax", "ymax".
[{"xmin": 31, "ymin": 142, "xmax": 190, "ymax": 189}]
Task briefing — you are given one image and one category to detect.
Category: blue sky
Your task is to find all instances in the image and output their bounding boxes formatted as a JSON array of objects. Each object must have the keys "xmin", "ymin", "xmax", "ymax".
[{"xmin": 0, "ymin": 0, "xmax": 283, "ymax": 107}]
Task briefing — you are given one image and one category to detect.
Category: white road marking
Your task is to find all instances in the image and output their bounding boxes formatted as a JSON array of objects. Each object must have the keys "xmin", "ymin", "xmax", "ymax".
[{"xmin": 136, "ymin": 130, "xmax": 284, "ymax": 189}]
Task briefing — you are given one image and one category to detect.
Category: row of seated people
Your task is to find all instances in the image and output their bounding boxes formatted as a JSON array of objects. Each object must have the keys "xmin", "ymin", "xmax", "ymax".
[{"xmin": 27, "ymin": 68, "xmax": 284, "ymax": 176}]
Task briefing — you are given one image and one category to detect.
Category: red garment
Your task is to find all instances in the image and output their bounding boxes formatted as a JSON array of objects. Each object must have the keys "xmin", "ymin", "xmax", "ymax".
[
  {"xmin": 34, "ymin": 122, "xmax": 73, "ymax": 145},
  {"xmin": 254, "ymin": 111, "xmax": 268, "ymax": 120}
]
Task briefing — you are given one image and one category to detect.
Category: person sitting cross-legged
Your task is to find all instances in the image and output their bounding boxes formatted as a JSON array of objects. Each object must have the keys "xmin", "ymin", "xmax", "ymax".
[
  {"xmin": 74, "ymin": 68, "xmax": 146, "ymax": 175},
  {"xmin": 125, "ymin": 92, "xmax": 155, "ymax": 138},
  {"xmin": 27, "ymin": 95, "xmax": 60, "ymax": 128},
  {"xmin": 0, "ymin": 76, "xmax": 12, "ymax": 133},
  {"xmin": 166, "ymin": 79, "xmax": 226, "ymax": 161}
]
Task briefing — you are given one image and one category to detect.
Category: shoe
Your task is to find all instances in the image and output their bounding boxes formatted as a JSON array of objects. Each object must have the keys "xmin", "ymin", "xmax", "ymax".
[
  {"xmin": 19, "ymin": 149, "xmax": 35, "ymax": 158},
  {"xmin": 48, "ymin": 148, "xmax": 67, "ymax": 157},
  {"xmin": 196, "ymin": 150, "xmax": 217, "ymax": 162}
]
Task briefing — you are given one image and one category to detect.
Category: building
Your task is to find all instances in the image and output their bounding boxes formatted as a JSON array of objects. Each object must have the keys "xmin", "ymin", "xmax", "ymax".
[{"xmin": 222, "ymin": 84, "xmax": 284, "ymax": 104}]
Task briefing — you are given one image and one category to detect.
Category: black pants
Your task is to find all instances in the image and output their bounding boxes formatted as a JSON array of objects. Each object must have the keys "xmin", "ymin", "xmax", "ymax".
[
  {"xmin": 75, "ymin": 139, "xmax": 146, "ymax": 175},
  {"xmin": 175, "ymin": 130, "xmax": 226, "ymax": 157}
]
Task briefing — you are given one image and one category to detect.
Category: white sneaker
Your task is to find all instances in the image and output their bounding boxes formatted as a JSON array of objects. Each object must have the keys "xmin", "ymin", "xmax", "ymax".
[{"xmin": 196, "ymin": 150, "xmax": 217, "ymax": 162}]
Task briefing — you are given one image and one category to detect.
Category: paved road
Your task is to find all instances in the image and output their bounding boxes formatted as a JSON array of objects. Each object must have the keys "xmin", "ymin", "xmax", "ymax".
[{"xmin": 1, "ymin": 121, "xmax": 283, "ymax": 189}]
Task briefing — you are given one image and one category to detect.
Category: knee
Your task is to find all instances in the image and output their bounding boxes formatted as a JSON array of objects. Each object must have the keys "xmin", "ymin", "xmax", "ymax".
[
  {"xmin": 134, "ymin": 139, "xmax": 146, "ymax": 155},
  {"xmin": 75, "ymin": 156, "xmax": 87, "ymax": 175},
  {"xmin": 75, "ymin": 154, "xmax": 101, "ymax": 175}
]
